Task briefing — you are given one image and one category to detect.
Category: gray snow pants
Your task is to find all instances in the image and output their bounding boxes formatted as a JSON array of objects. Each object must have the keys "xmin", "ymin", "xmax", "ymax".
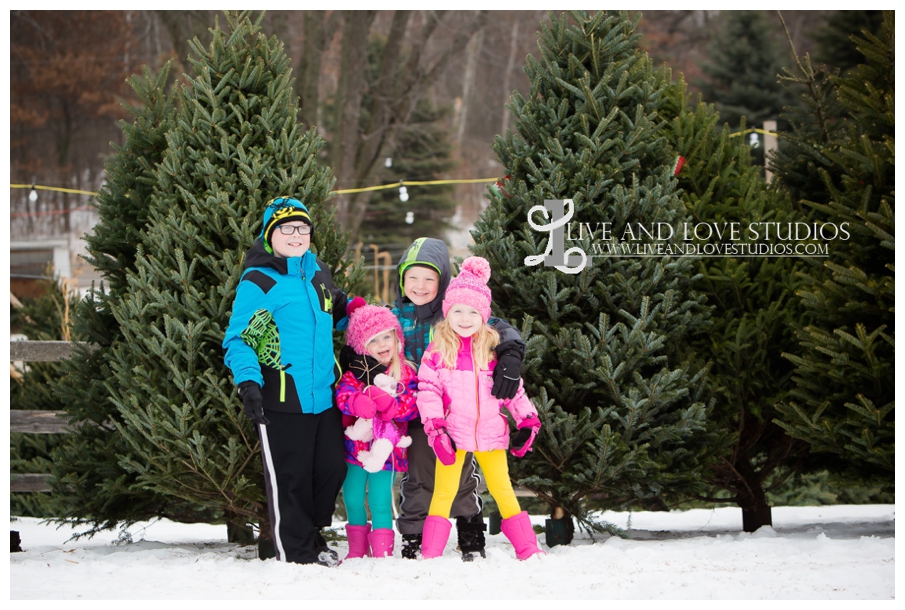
[{"xmin": 396, "ymin": 420, "xmax": 483, "ymax": 536}]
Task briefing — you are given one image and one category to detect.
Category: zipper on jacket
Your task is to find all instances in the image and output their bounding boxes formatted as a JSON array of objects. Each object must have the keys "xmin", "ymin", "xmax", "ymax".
[
  {"xmin": 473, "ymin": 346, "xmax": 480, "ymax": 452},
  {"xmin": 280, "ymin": 370, "xmax": 286, "ymax": 402}
]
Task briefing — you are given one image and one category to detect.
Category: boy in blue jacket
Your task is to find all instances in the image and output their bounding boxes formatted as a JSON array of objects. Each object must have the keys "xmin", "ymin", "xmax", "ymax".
[{"xmin": 223, "ymin": 197, "xmax": 358, "ymax": 566}]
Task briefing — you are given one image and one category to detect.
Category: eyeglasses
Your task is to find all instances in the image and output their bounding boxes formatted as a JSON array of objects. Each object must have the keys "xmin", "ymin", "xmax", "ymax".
[{"xmin": 277, "ymin": 224, "xmax": 311, "ymax": 236}]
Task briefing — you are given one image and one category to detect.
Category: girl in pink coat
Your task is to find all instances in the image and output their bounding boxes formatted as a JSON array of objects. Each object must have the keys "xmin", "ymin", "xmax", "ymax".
[
  {"xmin": 416, "ymin": 256, "xmax": 545, "ymax": 560},
  {"xmin": 336, "ymin": 301, "xmax": 419, "ymax": 560}
]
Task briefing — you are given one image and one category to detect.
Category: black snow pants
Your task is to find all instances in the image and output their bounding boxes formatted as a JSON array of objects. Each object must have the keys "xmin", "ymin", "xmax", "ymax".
[{"xmin": 258, "ymin": 407, "xmax": 346, "ymax": 564}]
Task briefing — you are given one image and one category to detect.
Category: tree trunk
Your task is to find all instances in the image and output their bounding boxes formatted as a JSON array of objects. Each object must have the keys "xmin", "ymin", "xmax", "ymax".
[
  {"xmin": 735, "ymin": 454, "xmax": 773, "ymax": 532},
  {"xmin": 500, "ymin": 18, "xmax": 520, "ymax": 135},
  {"xmin": 332, "ymin": 10, "xmax": 377, "ymax": 227},
  {"xmin": 226, "ymin": 517, "xmax": 256, "ymax": 545},
  {"xmin": 255, "ymin": 504, "xmax": 274, "ymax": 560},
  {"xmin": 298, "ymin": 11, "xmax": 341, "ymax": 132},
  {"xmin": 455, "ymin": 29, "xmax": 484, "ymax": 147},
  {"xmin": 742, "ymin": 501, "xmax": 773, "ymax": 533},
  {"xmin": 155, "ymin": 10, "xmax": 213, "ymax": 68},
  {"xmin": 338, "ymin": 11, "xmax": 489, "ymax": 243}
]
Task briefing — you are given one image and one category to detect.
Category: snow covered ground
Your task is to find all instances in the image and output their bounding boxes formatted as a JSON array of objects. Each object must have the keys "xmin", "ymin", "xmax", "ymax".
[{"xmin": 9, "ymin": 504, "xmax": 894, "ymax": 600}]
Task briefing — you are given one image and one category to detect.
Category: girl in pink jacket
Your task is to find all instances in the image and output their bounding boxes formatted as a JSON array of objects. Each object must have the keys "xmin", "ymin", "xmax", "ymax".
[
  {"xmin": 336, "ymin": 301, "xmax": 419, "ymax": 560},
  {"xmin": 416, "ymin": 257, "xmax": 545, "ymax": 561}
]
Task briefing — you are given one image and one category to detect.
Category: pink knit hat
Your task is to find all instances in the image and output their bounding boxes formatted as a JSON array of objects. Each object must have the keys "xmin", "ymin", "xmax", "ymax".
[
  {"xmin": 442, "ymin": 256, "xmax": 493, "ymax": 323},
  {"xmin": 346, "ymin": 302, "xmax": 405, "ymax": 356}
]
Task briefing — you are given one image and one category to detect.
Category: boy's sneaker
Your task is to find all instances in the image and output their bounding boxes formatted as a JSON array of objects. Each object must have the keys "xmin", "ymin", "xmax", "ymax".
[
  {"xmin": 401, "ymin": 533, "xmax": 422, "ymax": 560},
  {"xmin": 315, "ymin": 530, "xmax": 339, "ymax": 564},
  {"xmin": 316, "ymin": 550, "xmax": 341, "ymax": 567},
  {"xmin": 457, "ymin": 515, "xmax": 487, "ymax": 562}
]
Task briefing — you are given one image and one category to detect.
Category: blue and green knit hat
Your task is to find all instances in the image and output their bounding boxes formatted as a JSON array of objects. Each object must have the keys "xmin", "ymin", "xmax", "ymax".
[{"xmin": 261, "ymin": 197, "xmax": 313, "ymax": 253}]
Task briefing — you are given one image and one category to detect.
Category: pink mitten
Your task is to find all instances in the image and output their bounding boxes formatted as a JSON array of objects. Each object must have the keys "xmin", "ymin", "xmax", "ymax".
[
  {"xmin": 510, "ymin": 415, "xmax": 541, "ymax": 458},
  {"xmin": 349, "ymin": 393, "xmax": 377, "ymax": 420},
  {"xmin": 424, "ymin": 418, "xmax": 456, "ymax": 466},
  {"xmin": 363, "ymin": 385, "xmax": 396, "ymax": 420}
]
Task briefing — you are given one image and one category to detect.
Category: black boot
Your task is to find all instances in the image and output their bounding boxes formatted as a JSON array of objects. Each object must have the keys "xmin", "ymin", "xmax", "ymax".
[
  {"xmin": 456, "ymin": 515, "xmax": 487, "ymax": 561},
  {"xmin": 401, "ymin": 533, "xmax": 422, "ymax": 560}
]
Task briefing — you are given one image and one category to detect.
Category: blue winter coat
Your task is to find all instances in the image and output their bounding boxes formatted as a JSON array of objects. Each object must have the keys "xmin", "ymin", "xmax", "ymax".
[{"xmin": 223, "ymin": 236, "xmax": 349, "ymax": 415}]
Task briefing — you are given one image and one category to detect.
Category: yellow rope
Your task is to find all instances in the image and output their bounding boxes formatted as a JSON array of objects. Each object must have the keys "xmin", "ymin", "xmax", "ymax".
[
  {"xmin": 729, "ymin": 127, "xmax": 780, "ymax": 138},
  {"xmin": 11, "ymin": 177, "xmax": 503, "ymax": 198},
  {"xmin": 335, "ymin": 177, "xmax": 498, "ymax": 194},
  {"xmin": 11, "ymin": 184, "xmax": 100, "ymax": 196}
]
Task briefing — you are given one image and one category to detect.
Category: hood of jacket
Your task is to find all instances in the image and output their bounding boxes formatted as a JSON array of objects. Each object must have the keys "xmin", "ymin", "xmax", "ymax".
[
  {"xmin": 393, "ymin": 237, "xmax": 451, "ymax": 324},
  {"xmin": 244, "ymin": 238, "xmax": 286, "ymax": 273}
]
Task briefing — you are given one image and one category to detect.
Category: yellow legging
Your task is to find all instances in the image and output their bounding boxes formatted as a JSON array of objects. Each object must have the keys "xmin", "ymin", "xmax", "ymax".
[{"xmin": 428, "ymin": 449, "xmax": 521, "ymax": 519}]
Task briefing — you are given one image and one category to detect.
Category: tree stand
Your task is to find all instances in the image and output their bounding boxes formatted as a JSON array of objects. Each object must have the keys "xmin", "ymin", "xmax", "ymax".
[{"xmin": 545, "ymin": 508, "xmax": 574, "ymax": 547}]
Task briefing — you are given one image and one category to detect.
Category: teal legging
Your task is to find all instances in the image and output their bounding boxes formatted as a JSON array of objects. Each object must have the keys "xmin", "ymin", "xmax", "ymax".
[{"xmin": 342, "ymin": 464, "xmax": 396, "ymax": 530}]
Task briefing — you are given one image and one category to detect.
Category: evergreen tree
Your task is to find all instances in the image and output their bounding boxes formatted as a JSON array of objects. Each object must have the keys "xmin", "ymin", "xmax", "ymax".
[
  {"xmin": 699, "ymin": 11, "xmax": 794, "ymax": 129},
  {"xmin": 471, "ymin": 11, "xmax": 714, "ymax": 534},
  {"xmin": 100, "ymin": 11, "xmax": 359, "ymax": 538},
  {"xmin": 767, "ymin": 47, "xmax": 845, "ymax": 212},
  {"xmin": 55, "ymin": 13, "xmax": 362, "ymax": 535},
  {"xmin": 812, "ymin": 10, "xmax": 884, "ymax": 74},
  {"xmin": 775, "ymin": 13, "xmax": 894, "ymax": 485},
  {"xmin": 49, "ymin": 62, "xmax": 187, "ymax": 535},
  {"xmin": 663, "ymin": 79, "xmax": 812, "ymax": 531},
  {"xmin": 361, "ymin": 98, "xmax": 457, "ymax": 253}
]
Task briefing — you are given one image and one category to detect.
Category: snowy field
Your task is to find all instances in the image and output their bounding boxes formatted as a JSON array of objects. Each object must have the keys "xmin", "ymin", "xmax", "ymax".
[{"xmin": 9, "ymin": 504, "xmax": 894, "ymax": 600}]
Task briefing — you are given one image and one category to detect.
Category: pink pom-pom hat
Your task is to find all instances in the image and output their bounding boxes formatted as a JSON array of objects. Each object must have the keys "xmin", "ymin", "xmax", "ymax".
[
  {"xmin": 346, "ymin": 303, "xmax": 405, "ymax": 356},
  {"xmin": 442, "ymin": 256, "xmax": 493, "ymax": 323}
]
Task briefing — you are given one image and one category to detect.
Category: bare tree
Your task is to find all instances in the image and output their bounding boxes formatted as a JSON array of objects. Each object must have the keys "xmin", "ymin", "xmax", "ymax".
[
  {"xmin": 319, "ymin": 10, "xmax": 489, "ymax": 242},
  {"xmin": 156, "ymin": 10, "xmax": 216, "ymax": 70}
]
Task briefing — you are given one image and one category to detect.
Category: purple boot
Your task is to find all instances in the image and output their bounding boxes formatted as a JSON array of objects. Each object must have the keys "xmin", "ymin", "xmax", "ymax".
[
  {"xmin": 420, "ymin": 516, "xmax": 452, "ymax": 559},
  {"xmin": 368, "ymin": 528, "xmax": 395, "ymax": 558},
  {"xmin": 345, "ymin": 524, "xmax": 371, "ymax": 559},
  {"xmin": 500, "ymin": 511, "xmax": 546, "ymax": 560}
]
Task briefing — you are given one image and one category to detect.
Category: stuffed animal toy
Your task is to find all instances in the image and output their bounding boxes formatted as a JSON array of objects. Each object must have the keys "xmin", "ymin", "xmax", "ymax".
[{"xmin": 344, "ymin": 373, "xmax": 412, "ymax": 473}]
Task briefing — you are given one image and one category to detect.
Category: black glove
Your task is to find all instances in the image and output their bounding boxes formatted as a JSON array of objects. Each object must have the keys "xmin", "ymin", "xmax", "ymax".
[
  {"xmin": 511, "ymin": 427, "xmax": 532, "ymax": 450},
  {"xmin": 492, "ymin": 348, "xmax": 523, "ymax": 399},
  {"xmin": 238, "ymin": 381, "xmax": 269, "ymax": 426}
]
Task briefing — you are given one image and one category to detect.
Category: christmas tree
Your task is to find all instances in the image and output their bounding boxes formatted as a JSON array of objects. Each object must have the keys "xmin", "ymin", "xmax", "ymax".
[
  {"xmin": 105, "ymin": 11, "xmax": 359, "ymax": 538},
  {"xmin": 698, "ymin": 11, "xmax": 794, "ymax": 129},
  {"xmin": 471, "ymin": 11, "xmax": 713, "ymax": 534},
  {"xmin": 812, "ymin": 10, "xmax": 884, "ymax": 74},
  {"xmin": 767, "ymin": 46, "xmax": 845, "ymax": 213},
  {"xmin": 54, "ymin": 11, "xmax": 360, "ymax": 539},
  {"xmin": 49, "ymin": 62, "xmax": 187, "ymax": 534},
  {"xmin": 775, "ymin": 13, "xmax": 894, "ymax": 485},
  {"xmin": 663, "ymin": 78, "xmax": 812, "ymax": 531},
  {"xmin": 360, "ymin": 98, "xmax": 457, "ymax": 253}
]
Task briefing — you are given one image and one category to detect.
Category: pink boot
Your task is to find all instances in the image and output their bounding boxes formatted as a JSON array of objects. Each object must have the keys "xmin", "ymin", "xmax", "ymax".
[
  {"xmin": 500, "ymin": 511, "xmax": 546, "ymax": 560},
  {"xmin": 420, "ymin": 516, "xmax": 452, "ymax": 559},
  {"xmin": 368, "ymin": 528, "xmax": 395, "ymax": 558},
  {"xmin": 345, "ymin": 524, "xmax": 371, "ymax": 559}
]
